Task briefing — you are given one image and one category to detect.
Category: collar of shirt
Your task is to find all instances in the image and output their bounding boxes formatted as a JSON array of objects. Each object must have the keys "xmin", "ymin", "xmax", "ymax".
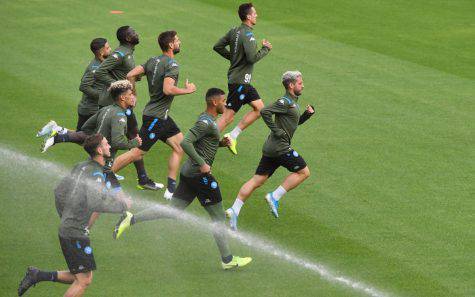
[
  {"xmin": 241, "ymin": 23, "xmax": 253, "ymax": 31},
  {"xmin": 283, "ymin": 91, "xmax": 299, "ymax": 103}
]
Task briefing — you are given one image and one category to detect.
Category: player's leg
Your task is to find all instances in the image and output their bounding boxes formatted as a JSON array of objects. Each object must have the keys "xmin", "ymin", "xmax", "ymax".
[
  {"xmin": 226, "ymin": 155, "xmax": 276, "ymax": 230},
  {"xmin": 234, "ymin": 98, "xmax": 264, "ymax": 133},
  {"xmin": 63, "ymin": 271, "xmax": 93, "ymax": 297},
  {"xmin": 164, "ymin": 132, "xmax": 184, "ymax": 199},
  {"xmin": 265, "ymin": 150, "xmax": 310, "ymax": 217},
  {"xmin": 17, "ymin": 267, "xmax": 75, "ymax": 296},
  {"xmin": 41, "ymin": 131, "xmax": 87, "ymax": 153},
  {"xmin": 217, "ymin": 107, "xmax": 235, "ymax": 132},
  {"xmin": 76, "ymin": 113, "xmax": 92, "ymax": 132},
  {"xmin": 113, "ymin": 175, "xmax": 194, "ymax": 239},
  {"xmin": 197, "ymin": 175, "xmax": 251, "ymax": 269}
]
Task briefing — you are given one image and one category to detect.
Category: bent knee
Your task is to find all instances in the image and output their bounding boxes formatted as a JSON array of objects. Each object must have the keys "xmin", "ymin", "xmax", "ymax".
[{"xmin": 299, "ymin": 167, "xmax": 310, "ymax": 178}]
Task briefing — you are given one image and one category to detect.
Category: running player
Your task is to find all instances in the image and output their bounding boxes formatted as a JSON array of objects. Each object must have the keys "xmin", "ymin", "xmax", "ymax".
[
  {"xmin": 225, "ymin": 71, "xmax": 314, "ymax": 230},
  {"xmin": 77, "ymin": 38, "xmax": 112, "ymax": 131},
  {"xmin": 17, "ymin": 134, "xmax": 131, "ymax": 296},
  {"xmin": 113, "ymin": 88, "xmax": 252, "ymax": 269},
  {"xmin": 113, "ymin": 30, "xmax": 196, "ymax": 200},
  {"xmin": 94, "ymin": 25, "xmax": 160, "ymax": 190},
  {"xmin": 213, "ymin": 2, "xmax": 272, "ymax": 154}
]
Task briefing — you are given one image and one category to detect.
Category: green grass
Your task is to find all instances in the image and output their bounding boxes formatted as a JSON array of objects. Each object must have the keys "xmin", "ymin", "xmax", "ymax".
[{"xmin": 0, "ymin": 0, "xmax": 473, "ymax": 296}]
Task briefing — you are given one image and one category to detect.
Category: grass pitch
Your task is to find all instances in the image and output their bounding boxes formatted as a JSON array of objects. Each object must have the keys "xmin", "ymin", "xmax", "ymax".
[{"xmin": 0, "ymin": 0, "xmax": 473, "ymax": 296}]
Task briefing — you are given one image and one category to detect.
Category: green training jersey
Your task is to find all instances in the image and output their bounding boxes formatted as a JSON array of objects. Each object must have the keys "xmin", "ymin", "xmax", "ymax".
[
  {"xmin": 180, "ymin": 113, "xmax": 220, "ymax": 177},
  {"xmin": 95, "ymin": 44, "xmax": 135, "ymax": 107},
  {"xmin": 81, "ymin": 104, "xmax": 140, "ymax": 157},
  {"xmin": 77, "ymin": 58, "xmax": 102, "ymax": 116},
  {"xmin": 213, "ymin": 23, "xmax": 270, "ymax": 84},
  {"xmin": 260, "ymin": 93, "xmax": 303, "ymax": 157},
  {"xmin": 141, "ymin": 55, "xmax": 180, "ymax": 119},
  {"xmin": 55, "ymin": 159, "xmax": 127, "ymax": 239}
]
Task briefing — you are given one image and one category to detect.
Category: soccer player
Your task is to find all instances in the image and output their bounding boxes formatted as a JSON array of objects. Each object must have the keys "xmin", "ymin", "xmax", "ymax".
[
  {"xmin": 35, "ymin": 38, "xmax": 111, "ymax": 137},
  {"xmin": 213, "ymin": 2, "xmax": 272, "ymax": 154},
  {"xmin": 94, "ymin": 25, "xmax": 161, "ymax": 190},
  {"xmin": 113, "ymin": 88, "xmax": 252, "ymax": 269},
  {"xmin": 77, "ymin": 38, "xmax": 112, "ymax": 131},
  {"xmin": 17, "ymin": 134, "xmax": 131, "ymax": 297},
  {"xmin": 225, "ymin": 71, "xmax": 314, "ymax": 230},
  {"xmin": 112, "ymin": 30, "xmax": 196, "ymax": 200}
]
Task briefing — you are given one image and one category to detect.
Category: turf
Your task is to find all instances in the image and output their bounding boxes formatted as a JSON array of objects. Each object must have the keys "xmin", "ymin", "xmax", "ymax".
[{"xmin": 0, "ymin": 0, "xmax": 473, "ymax": 296}]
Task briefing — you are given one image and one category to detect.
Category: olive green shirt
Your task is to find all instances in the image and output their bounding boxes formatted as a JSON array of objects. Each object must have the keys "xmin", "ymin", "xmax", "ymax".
[
  {"xmin": 55, "ymin": 159, "xmax": 127, "ymax": 239},
  {"xmin": 81, "ymin": 104, "xmax": 139, "ymax": 157},
  {"xmin": 95, "ymin": 44, "xmax": 135, "ymax": 107},
  {"xmin": 260, "ymin": 93, "xmax": 304, "ymax": 157},
  {"xmin": 213, "ymin": 23, "xmax": 270, "ymax": 84},
  {"xmin": 180, "ymin": 113, "xmax": 220, "ymax": 177},
  {"xmin": 141, "ymin": 55, "xmax": 180, "ymax": 119},
  {"xmin": 77, "ymin": 58, "xmax": 102, "ymax": 116}
]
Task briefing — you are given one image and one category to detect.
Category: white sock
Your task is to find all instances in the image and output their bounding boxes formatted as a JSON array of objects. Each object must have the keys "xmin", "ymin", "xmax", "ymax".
[
  {"xmin": 271, "ymin": 186, "xmax": 287, "ymax": 201},
  {"xmin": 54, "ymin": 126, "xmax": 68, "ymax": 135},
  {"xmin": 229, "ymin": 126, "xmax": 242, "ymax": 140},
  {"xmin": 231, "ymin": 198, "xmax": 244, "ymax": 216}
]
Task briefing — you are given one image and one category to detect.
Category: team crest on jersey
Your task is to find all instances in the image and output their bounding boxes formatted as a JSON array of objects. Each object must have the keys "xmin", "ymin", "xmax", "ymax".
[
  {"xmin": 279, "ymin": 99, "xmax": 285, "ymax": 105},
  {"xmin": 119, "ymin": 118, "xmax": 126, "ymax": 124},
  {"xmin": 201, "ymin": 119, "xmax": 208, "ymax": 125},
  {"xmin": 112, "ymin": 53, "xmax": 119, "ymax": 59}
]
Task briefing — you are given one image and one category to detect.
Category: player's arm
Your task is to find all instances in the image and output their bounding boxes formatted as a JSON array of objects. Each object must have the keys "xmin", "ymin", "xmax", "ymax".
[
  {"xmin": 242, "ymin": 32, "xmax": 271, "ymax": 64},
  {"xmin": 298, "ymin": 105, "xmax": 315, "ymax": 125},
  {"xmin": 79, "ymin": 66, "xmax": 100, "ymax": 101},
  {"xmin": 162, "ymin": 60, "xmax": 196, "ymax": 96},
  {"xmin": 85, "ymin": 175, "xmax": 131, "ymax": 213},
  {"xmin": 111, "ymin": 113, "xmax": 141, "ymax": 150},
  {"xmin": 180, "ymin": 121, "xmax": 208, "ymax": 170},
  {"xmin": 126, "ymin": 65, "xmax": 145, "ymax": 94},
  {"xmin": 81, "ymin": 112, "xmax": 99, "ymax": 134},
  {"xmin": 260, "ymin": 100, "xmax": 288, "ymax": 136},
  {"xmin": 95, "ymin": 53, "xmax": 123, "ymax": 86},
  {"xmin": 213, "ymin": 30, "xmax": 232, "ymax": 60}
]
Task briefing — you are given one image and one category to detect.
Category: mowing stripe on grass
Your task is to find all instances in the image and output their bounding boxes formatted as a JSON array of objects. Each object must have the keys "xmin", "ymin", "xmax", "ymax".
[{"xmin": 0, "ymin": 145, "xmax": 391, "ymax": 297}]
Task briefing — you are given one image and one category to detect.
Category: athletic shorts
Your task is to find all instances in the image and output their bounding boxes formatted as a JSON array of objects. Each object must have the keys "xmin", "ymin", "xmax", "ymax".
[
  {"xmin": 139, "ymin": 115, "xmax": 181, "ymax": 151},
  {"xmin": 255, "ymin": 149, "xmax": 307, "ymax": 177},
  {"xmin": 59, "ymin": 236, "xmax": 96, "ymax": 274},
  {"xmin": 173, "ymin": 173, "xmax": 222, "ymax": 207},
  {"xmin": 226, "ymin": 84, "xmax": 261, "ymax": 113},
  {"xmin": 76, "ymin": 113, "xmax": 93, "ymax": 132}
]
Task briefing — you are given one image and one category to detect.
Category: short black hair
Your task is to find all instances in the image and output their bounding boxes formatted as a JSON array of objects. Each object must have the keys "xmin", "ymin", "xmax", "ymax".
[
  {"xmin": 90, "ymin": 38, "xmax": 107, "ymax": 54},
  {"xmin": 117, "ymin": 25, "xmax": 130, "ymax": 44},
  {"xmin": 205, "ymin": 88, "xmax": 225, "ymax": 104},
  {"xmin": 158, "ymin": 31, "xmax": 177, "ymax": 51},
  {"xmin": 83, "ymin": 134, "xmax": 104, "ymax": 157},
  {"xmin": 238, "ymin": 3, "xmax": 254, "ymax": 21}
]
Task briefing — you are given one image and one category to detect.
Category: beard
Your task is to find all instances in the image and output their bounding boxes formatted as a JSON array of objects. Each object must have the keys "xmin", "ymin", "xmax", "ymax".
[
  {"xmin": 294, "ymin": 89, "xmax": 302, "ymax": 96},
  {"xmin": 173, "ymin": 47, "xmax": 180, "ymax": 54},
  {"xmin": 130, "ymin": 36, "xmax": 140, "ymax": 45}
]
